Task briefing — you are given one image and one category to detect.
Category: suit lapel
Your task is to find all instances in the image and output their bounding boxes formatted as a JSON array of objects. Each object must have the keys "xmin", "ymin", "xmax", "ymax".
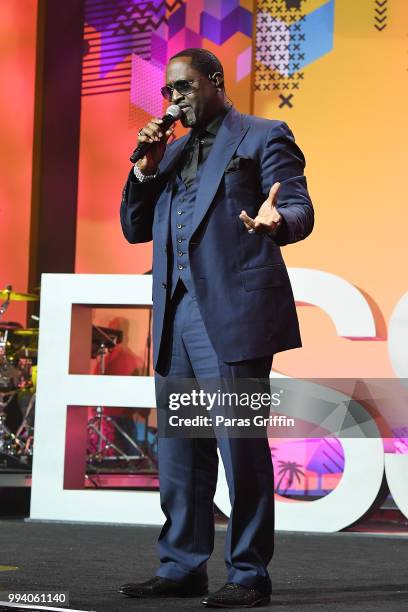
[
  {"xmin": 155, "ymin": 109, "xmax": 249, "ymax": 245},
  {"xmin": 190, "ymin": 108, "xmax": 249, "ymax": 238},
  {"xmin": 156, "ymin": 134, "xmax": 189, "ymax": 244}
]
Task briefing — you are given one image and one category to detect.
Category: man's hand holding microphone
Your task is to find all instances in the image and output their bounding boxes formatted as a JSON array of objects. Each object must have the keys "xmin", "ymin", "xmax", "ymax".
[{"xmin": 130, "ymin": 105, "xmax": 182, "ymax": 176}]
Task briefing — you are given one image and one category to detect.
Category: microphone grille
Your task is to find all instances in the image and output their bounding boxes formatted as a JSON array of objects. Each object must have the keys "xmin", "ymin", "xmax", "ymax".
[{"xmin": 166, "ymin": 105, "xmax": 183, "ymax": 119}]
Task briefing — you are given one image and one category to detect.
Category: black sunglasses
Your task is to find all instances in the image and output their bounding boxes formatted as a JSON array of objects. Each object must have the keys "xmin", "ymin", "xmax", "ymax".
[{"xmin": 160, "ymin": 78, "xmax": 201, "ymax": 101}]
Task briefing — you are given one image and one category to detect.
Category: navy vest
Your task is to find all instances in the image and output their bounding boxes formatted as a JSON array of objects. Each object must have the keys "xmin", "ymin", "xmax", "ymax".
[{"xmin": 169, "ymin": 156, "xmax": 205, "ymax": 298}]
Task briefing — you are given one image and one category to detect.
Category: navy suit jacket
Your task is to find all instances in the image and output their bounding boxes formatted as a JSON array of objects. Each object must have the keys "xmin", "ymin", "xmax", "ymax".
[{"xmin": 120, "ymin": 108, "xmax": 314, "ymax": 372}]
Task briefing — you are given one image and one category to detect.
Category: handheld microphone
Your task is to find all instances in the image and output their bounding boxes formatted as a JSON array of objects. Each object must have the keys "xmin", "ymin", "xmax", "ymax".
[{"xmin": 129, "ymin": 105, "xmax": 183, "ymax": 163}]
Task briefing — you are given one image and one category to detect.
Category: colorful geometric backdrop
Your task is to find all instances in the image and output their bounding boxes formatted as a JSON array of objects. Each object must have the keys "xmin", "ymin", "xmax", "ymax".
[
  {"xmin": 1, "ymin": 0, "xmax": 407, "ymax": 498},
  {"xmin": 81, "ymin": 0, "xmax": 335, "ymax": 115}
]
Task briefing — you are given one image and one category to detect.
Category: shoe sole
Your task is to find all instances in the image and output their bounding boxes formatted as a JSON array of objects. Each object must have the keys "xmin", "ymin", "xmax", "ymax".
[
  {"xmin": 119, "ymin": 589, "xmax": 208, "ymax": 599},
  {"xmin": 201, "ymin": 595, "xmax": 271, "ymax": 608}
]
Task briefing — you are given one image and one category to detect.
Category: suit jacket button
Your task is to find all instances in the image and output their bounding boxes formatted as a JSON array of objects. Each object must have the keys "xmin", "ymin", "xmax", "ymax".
[{"xmin": 161, "ymin": 282, "xmax": 167, "ymax": 289}]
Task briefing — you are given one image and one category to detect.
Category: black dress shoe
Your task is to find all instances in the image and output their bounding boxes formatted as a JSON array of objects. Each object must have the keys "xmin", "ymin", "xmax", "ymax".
[
  {"xmin": 201, "ymin": 583, "xmax": 271, "ymax": 608},
  {"xmin": 119, "ymin": 575, "xmax": 208, "ymax": 598}
]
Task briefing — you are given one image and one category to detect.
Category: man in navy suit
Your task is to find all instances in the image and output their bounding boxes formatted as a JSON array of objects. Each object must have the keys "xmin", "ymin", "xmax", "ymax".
[{"xmin": 119, "ymin": 48, "xmax": 313, "ymax": 608}]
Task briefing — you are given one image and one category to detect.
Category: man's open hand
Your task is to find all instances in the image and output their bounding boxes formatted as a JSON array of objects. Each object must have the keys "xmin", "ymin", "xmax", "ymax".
[{"xmin": 239, "ymin": 182, "xmax": 282, "ymax": 235}]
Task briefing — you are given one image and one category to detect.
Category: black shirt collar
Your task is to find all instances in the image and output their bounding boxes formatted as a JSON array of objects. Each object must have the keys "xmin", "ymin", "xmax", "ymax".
[{"xmin": 192, "ymin": 104, "xmax": 232, "ymax": 138}]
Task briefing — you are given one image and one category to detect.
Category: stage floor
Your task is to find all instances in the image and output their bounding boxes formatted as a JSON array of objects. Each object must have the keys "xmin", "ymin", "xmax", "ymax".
[{"xmin": 1, "ymin": 521, "xmax": 408, "ymax": 611}]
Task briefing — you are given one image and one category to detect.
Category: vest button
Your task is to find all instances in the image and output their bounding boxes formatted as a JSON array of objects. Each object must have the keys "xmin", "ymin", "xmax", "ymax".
[
  {"xmin": 177, "ymin": 251, "xmax": 184, "ymax": 257},
  {"xmin": 178, "ymin": 264, "xmax": 184, "ymax": 270},
  {"xmin": 177, "ymin": 210, "xmax": 183, "ymax": 215},
  {"xmin": 177, "ymin": 224, "xmax": 183, "ymax": 229},
  {"xmin": 177, "ymin": 238, "xmax": 182, "ymax": 243}
]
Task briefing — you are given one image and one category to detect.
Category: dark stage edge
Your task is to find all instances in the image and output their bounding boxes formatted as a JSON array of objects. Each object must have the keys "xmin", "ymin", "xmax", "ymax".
[{"xmin": 1, "ymin": 521, "xmax": 408, "ymax": 611}]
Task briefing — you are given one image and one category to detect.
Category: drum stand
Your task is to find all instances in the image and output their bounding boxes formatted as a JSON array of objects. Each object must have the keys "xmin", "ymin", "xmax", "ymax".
[
  {"xmin": 0, "ymin": 308, "xmax": 19, "ymax": 455},
  {"xmin": 87, "ymin": 332, "xmax": 148, "ymax": 471},
  {"xmin": 0, "ymin": 284, "xmax": 37, "ymax": 464},
  {"xmin": 0, "ymin": 397, "xmax": 15, "ymax": 455},
  {"xmin": 0, "ymin": 392, "xmax": 27, "ymax": 456},
  {"xmin": 15, "ymin": 392, "xmax": 35, "ymax": 455}
]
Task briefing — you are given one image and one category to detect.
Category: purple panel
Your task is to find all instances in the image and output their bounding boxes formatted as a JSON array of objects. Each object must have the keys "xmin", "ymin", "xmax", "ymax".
[
  {"xmin": 237, "ymin": 5, "xmax": 253, "ymax": 38},
  {"xmin": 201, "ymin": 6, "xmax": 252, "ymax": 45},
  {"xmin": 200, "ymin": 11, "xmax": 222, "ymax": 44},
  {"xmin": 151, "ymin": 32, "xmax": 168, "ymax": 67},
  {"xmin": 306, "ymin": 439, "xmax": 344, "ymax": 475},
  {"xmin": 220, "ymin": 9, "xmax": 239, "ymax": 43},
  {"xmin": 204, "ymin": 0, "xmax": 239, "ymax": 19},
  {"xmin": 168, "ymin": 4, "xmax": 186, "ymax": 39},
  {"xmin": 85, "ymin": 0, "xmax": 123, "ymax": 31},
  {"xmin": 99, "ymin": 29, "xmax": 151, "ymax": 77},
  {"xmin": 85, "ymin": 0, "xmax": 166, "ymax": 33},
  {"xmin": 222, "ymin": 6, "xmax": 253, "ymax": 43}
]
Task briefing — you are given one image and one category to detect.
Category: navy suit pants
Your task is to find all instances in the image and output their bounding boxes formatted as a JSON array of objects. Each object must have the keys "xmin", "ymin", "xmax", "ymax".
[{"xmin": 154, "ymin": 282, "xmax": 274, "ymax": 593}]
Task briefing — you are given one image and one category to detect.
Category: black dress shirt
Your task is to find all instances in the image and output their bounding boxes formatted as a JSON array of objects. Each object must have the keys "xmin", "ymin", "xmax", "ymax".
[{"xmin": 178, "ymin": 106, "xmax": 231, "ymax": 187}]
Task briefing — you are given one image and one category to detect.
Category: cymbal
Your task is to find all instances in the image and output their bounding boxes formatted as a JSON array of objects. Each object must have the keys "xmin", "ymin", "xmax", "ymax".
[
  {"xmin": 15, "ymin": 347, "xmax": 38, "ymax": 358},
  {"xmin": 0, "ymin": 323, "xmax": 23, "ymax": 331},
  {"xmin": 6, "ymin": 346, "xmax": 38, "ymax": 359},
  {"xmin": 11, "ymin": 329, "xmax": 39, "ymax": 337},
  {"xmin": 0, "ymin": 288, "xmax": 39, "ymax": 302}
]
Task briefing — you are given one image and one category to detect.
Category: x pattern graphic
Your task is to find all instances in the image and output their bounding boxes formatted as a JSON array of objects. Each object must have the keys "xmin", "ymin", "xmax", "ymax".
[{"xmin": 255, "ymin": 0, "xmax": 306, "ymax": 104}]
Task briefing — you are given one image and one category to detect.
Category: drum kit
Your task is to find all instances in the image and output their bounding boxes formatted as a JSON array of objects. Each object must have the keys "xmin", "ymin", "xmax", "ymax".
[
  {"xmin": 87, "ymin": 325, "xmax": 155, "ymax": 472},
  {"xmin": 0, "ymin": 286, "xmax": 39, "ymax": 467},
  {"xmin": 0, "ymin": 284, "xmax": 155, "ymax": 474}
]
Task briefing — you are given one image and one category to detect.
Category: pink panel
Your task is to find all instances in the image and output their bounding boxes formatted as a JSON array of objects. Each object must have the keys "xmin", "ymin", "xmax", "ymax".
[
  {"xmin": 167, "ymin": 28, "xmax": 203, "ymax": 60},
  {"xmin": 186, "ymin": 0, "xmax": 204, "ymax": 32},
  {"xmin": 236, "ymin": 45, "xmax": 252, "ymax": 81},
  {"xmin": 167, "ymin": 29, "xmax": 187, "ymax": 59},
  {"xmin": 64, "ymin": 406, "xmax": 88, "ymax": 490},
  {"xmin": 130, "ymin": 54, "xmax": 164, "ymax": 116},
  {"xmin": 185, "ymin": 27, "xmax": 203, "ymax": 49}
]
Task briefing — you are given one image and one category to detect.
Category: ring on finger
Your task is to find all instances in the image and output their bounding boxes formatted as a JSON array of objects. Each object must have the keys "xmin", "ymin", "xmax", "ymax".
[{"xmin": 248, "ymin": 228, "xmax": 256, "ymax": 234}]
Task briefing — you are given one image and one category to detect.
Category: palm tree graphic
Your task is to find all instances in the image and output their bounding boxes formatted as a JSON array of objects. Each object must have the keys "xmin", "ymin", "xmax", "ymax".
[{"xmin": 275, "ymin": 460, "xmax": 304, "ymax": 494}]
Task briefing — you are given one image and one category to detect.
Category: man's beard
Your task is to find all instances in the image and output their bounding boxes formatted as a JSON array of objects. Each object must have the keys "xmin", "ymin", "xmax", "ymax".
[{"xmin": 180, "ymin": 106, "xmax": 197, "ymax": 128}]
